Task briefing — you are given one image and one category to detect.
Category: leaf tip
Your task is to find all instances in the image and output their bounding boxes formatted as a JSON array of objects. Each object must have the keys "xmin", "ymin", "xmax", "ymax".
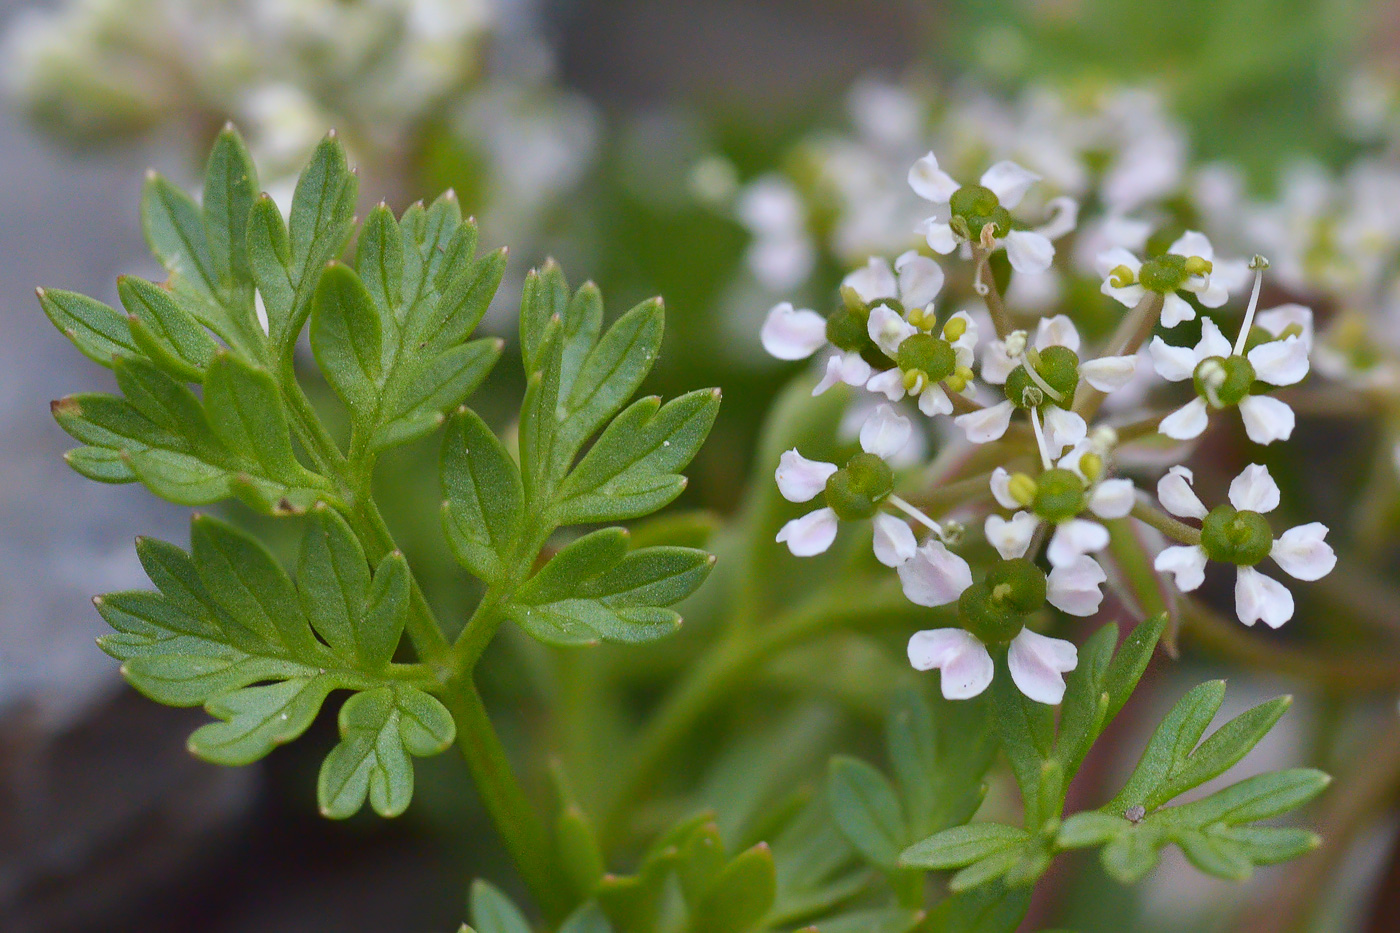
[
  {"xmin": 144, "ymin": 168, "xmax": 158, "ymax": 182},
  {"xmin": 50, "ymin": 396, "xmax": 79, "ymax": 417},
  {"xmin": 34, "ymin": 285, "xmax": 45, "ymax": 299}
]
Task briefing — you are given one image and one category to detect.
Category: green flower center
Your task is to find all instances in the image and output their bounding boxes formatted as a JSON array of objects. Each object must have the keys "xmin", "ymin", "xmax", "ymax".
[
  {"xmin": 1199, "ymin": 505, "xmax": 1273, "ymax": 566},
  {"xmin": 1005, "ymin": 345, "xmax": 1081, "ymax": 409},
  {"xmin": 824, "ymin": 452, "xmax": 894, "ymax": 521},
  {"xmin": 949, "ymin": 184, "xmax": 1012, "ymax": 240},
  {"xmin": 1032, "ymin": 468, "xmax": 1086, "ymax": 523},
  {"xmin": 1138, "ymin": 253, "xmax": 1190, "ymax": 293},
  {"xmin": 896, "ymin": 333, "xmax": 957, "ymax": 384},
  {"xmin": 1193, "ymin": 354, "xmax": 1256, "ymax": 408},
  {"xmin": 958, "ymin": 557, "xmax": 1046, "ymax": 644},
  {"xmin": 825, "ymin": 305, "xmax": 870, "ymax": 352}
]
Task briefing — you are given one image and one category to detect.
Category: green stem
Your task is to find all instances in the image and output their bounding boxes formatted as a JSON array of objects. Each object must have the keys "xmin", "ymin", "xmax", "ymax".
[
  {"xmin": 600, "ymin": 578, "xmax": 918, "ymax": 846},
  {"xmin": 1130, "ymin": 500, "xmax": 1201, "ymax": 545},
  {"xmin": 971, "ymin": 246, "xmax": 1014, "ymax": 339},
  {"xmin": 446, "ymin": 678, "xmax": 574, "ymax": 924},
  {"xmin": 1073, "ymin": 291, "xmax": 1164, "ymax": 420}
]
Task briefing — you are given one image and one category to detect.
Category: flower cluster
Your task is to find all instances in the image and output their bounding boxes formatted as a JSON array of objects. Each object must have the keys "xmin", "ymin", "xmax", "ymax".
[{"xmin": 762, "ymin": 146, "xmax": 1338, "ymax": 707}]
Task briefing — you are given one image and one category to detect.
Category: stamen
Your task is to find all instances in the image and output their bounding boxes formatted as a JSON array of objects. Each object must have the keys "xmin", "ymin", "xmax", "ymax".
[
  {"xmin": 973, "ymin": 261, "xmax": 989, "ymax": 296},
  {"xmin": 1028, "ymin": 407, "xmax": 1053, "ymax": 470},
  {"xmin": 1233, "ymin": 254, "xmax": 1270, "ymax": 356},
  {"xmin": 887, "ymin": 494, "xmax": 945, "ymax": 535},
  {"xmin": 1019, "ymin": 351, "xmax": 1064, "ymax": 403}
]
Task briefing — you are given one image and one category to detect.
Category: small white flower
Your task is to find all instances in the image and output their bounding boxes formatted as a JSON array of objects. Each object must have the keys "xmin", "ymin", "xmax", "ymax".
[
  {"xmin": 898, "ymin": 539, "xmax": 975, "ymax": 607},
  {"xmin": 1097, "ymin": 231, "xmax": 1232, "ymax": 327},
  {"xmin": 760, "ymin": 301, "xmax": 827, "ymax": 360},
  {"xmin": 954, "ymin": 399, "xmax": 1015, "ymax": 444},
  {"xmin": 813, "ymin": 351, "xmax": 874, "ymax": 397},
  {"xmin": 908, "ymin": 152, "xmax": 1070, "ymax": 274},
  {"xmin": 908, "ymin": 626, "xmax": 1078, "ymax": 704},
  {"xmin": 1151, "ymin": 463, "xmax": 1336, "ymax": 627},
  {"xmin": 775, "ymin": 449, "xmax": 837, "ymax": 502},
  {"xmin": 1046, "ymin": 554, "xmax": 1108, "ymax": 616}
]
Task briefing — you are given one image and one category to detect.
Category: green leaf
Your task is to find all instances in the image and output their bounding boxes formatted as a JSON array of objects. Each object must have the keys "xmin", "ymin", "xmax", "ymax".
[
  {"xmin": 827, "ymin": 756, "xmax": 907, "ymax": 869},
  {"xmin": 1101, "ymin": 612, "xmax": 1166, "ymax": 725},
  {"xmin": 188, "ymin": 674, "xmax": 340, "ymax": 766},
  {"xmin": 357, "ymin": 203, "xmax": 404, "ymax": 319},
  {"xmin": 1055, "ymin": 811, "xmax": 1127, "ymax": 849},
  {"xmin": 948, "ymin": 845, "xmax": 1026, "ymax": 892},
  {"xmin": 318, "ymin": 685, "xmax": 455, "ymax": 818},
  {"xmin": 557, "ymin": 804, "xmax": 608, "ymax": 901},
  {"xmin": 886, "ymin": 689, "xmax": 940, "ymax": 839},
  {"xmin": 405, "ymin": 244, "xmax": 506, "ymax": 353},
  {"xmin": 807, "ymin": 908, "xmax": 925, "ymax": 933},
  {"xmin": 64, "ymin": 445, "xmax": 134, "ymax": 483},
  {"xmin": 1053, "ymin": 622, "xmax": 1117, "ymax": 775},
  {"xmin": 442, "ymin": 408, "xmax": 524, "ymax": 582},
  {"xmin": 202, "ymin": 124, "xmax": 259, "ymax": 293},
  {"xmin": 520, "ymin": 259, "xmax": 569, "ymax": 372},
  {"xmin": 297, "ymin": 505, "xmax": 371, "ymax": 661},
  {"xmin": 900, "ymin": 823, "xmax": 1030, "ymax": 870},
  {"xmin": 688, "ymin": 843, "xmax": 776, "ymax": 933},
  {"xmin": 312, "ymin": 262, "xmax": 383, "ymax": 420},
  {"xmin": 554, "ymin": 388, "xmax": 721, "ymax": 525},
  {"xmin": 1108, "ymin": 679, "xmax": 1225, "ymax": 813},
  {"xmin": 1150, "ymin": 696, "xmax": 1292, "ymax": 808},
  {"xmin": 142, "ymin": 170, "xmax": 218, "ymax": 302},
  {"xmin": 677, "ymin": 821, "xmax": 726, "ymax": 908},
  {"xmin": 372, "ymin": 337, "xmax": 502, "ymax": 451},
  {"xmin": 118, "ymin": 275, "xmax": 219, "ymax": 379},
  {"xmin": 559, "ymin": 904, "xmax": 613, "ymax": 933},
  {"xmin": 1100, "ymin": 826, "xmax": 1163, "ymax": 883},
  {"xmin": 247, "ymin": 194, "xmax": 295, "ymax": 342},
  {"xmin": 507, "ymin": 530, "xmax": 713, "ymax": 646},
  {"xmin": 1162, "ymin": 768, "xmax": 1330, "ymax": 827},
  {"xmin": 469, "ymin": 879, "xmax": 533, "ymax": 933},
  {"xmin": 202, "ymin": 353, "xmax": 306, "ymax": 484},
  {"xmin": 38, "ymin": 287, "xmax": 140, "ymax": 366}
]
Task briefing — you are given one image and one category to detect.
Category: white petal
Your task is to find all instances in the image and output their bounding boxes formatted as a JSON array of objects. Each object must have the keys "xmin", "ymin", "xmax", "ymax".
[
  {"xmin": 907, "ymin": 628, "xmax": 994, "ymax": 700},
  {"xmin": 1046, "ymin": 555, "xmax": 1107, "ymax": 616},
  {"xmin": 1047, "ymin": 519, "xmax": 1110, "ymax": 567},
  {"xmin": 986, "ymin": 511, "xmax": 1039, "ymax": 560},
  {"xmin": 1235, "ymin": 566, "xmax": 1294, "ymax": 628},
  {"xmin": 1154, "ymin": 544, "xmax": 1208, "ymax": 591},
  {"xmin": 1035, "ymin": 196, "xmax": 1079, "ymax": 241},
  {"xmin": 895, "ymin": 250, "xmax": 945, "ymax": 308},
  {"xmin": 1094, "ymin": 247, "xmax": 1143, "ymax": 280},
  {"xmin": 859, "ymin": 404, "xmax": 912, "ymax": 459},
  {"xmin": 1034, "ymin": 314, "xmax": 1081, "ymax": 352},
  {"xmin": 918, "ymin": 383, "xmax": 953, "ymax": 416},
  {"xmin": 1168, "ymin": 230, "xmax": 1215, "ymax": 262},
  {"xmin": 909, "ymin": 152, "xmax": 959, "ymax": 203},
  {"xmin": 776, "ymin": 507, "xmax": 839, "ymax": 557},
  {"xmin": 1043, "ymin": 405, "xmax": 1087, "ymax": 455},
  {"xmin": 1157, "ymin": 466, "xmax": 1207, "ymax": 520},
  {"xmin": 1008, "ymin": 629, "xmax": 1079, "ymax": 704},
  {"xmin": 760, "ymin": 302, "xmax": 827, "ymax": 360},
  {"xmin": 1005, "ymin": 230, "xmax": 1055, "ymax": 274},
  {"xmin": 843, "ymin": 257, "xmax": 897, "ymax": 304},
  {"xmin": 1102, "ymin": 280, "xmax": 1147, "ymax": 308},
  {"xmin": 1247, "ymin": 335, "xmax": 1310, "ymax": 387},
  {"xmin": 865, "ymin": 368, "xmax": 907, "ymax": 401},
  {"xmin": 1089, "ymin": 478, "xmax": 1135, "ymax": 519},
  {"xmin": 867, "ymin": 305, "xmax": 918, "ymax": 357},
  {"xmin": 1194, "ymin": 276, "xmax": 1229, "ymax": 308},
  {"xmin": 1149, "ymin": 337, "xmax": 1199, "ymax": 382},
  {"xmin": 898, "ymin": 540, "xmax": 975, "ymax": 607},
  {"xmin": 955, "ymin": 400, "xmax": 1015, "ymax": 443},
  {"xmin": 990, "ymin": 467, "xmax": 1019, "ymax": 510},
  {"xmin": 1271, "ymin": 523, "xmax": 1336, "ymax": 581},
  {"xmin": 1195, "ymin": 317, "xmax": 1233, "ymax": 361},
  {"xmin": 918, "ymin": 219, "xmax": 959, "ymax": 254},
  {"xmin": 1238, "ymin": 394, "xmax": 1295, "ymax": 444},
  {"xmin": 1081, "ymin": 355, "xmax": 1137, "ymax": 392},
  {"xmin": 1254, "ymin": 303, "xmax": 1314, "ymax": 349},
  {"xmin": 1228, "ymin": 463, "xmax": 1281, "ymax": 514},
  {"xmin": 775, "ymin": 449, "xmax": 836, "ymax": 503},
  {"xmin": 1160, "ymin": 397, "xmax": 1210, "ymax": 440},
  {"xmin": 980, "ymin": 160, "xmax": 1040, "ymax": 210},
  {"xmin": 981, "ymin": 342, "xmax": 1019, "ymax": 384},
  {"xmin": 813, "ymin": 351, "xmax": 871, "ymax": 396},
  {"xmin": 872, "ymin": 513, "xmax": 918, "ymax": 567},
  {"xmin": 1160, "ymin": 291, "xmax": 1197, "ymax": 328}
]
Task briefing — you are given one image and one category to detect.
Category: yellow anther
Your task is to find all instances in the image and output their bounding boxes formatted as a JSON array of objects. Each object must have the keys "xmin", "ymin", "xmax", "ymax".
[
  {"xmin": 1183, "ymin": 256, "xmax": 1213, "ymax": 276},
  {"xmin": 1008, "ymin": 472, "xmax": 1037, "ymax": 507},
  {"xmin": 903, "ymin": 369, "xmax": 927, "ymax": 394},
  {"xmin": 954, "ymin": 364, "xmax": 974, "ymax": 383},
  {"xmin": 1108, "ymin": 264, "xmax": 1136, "ymax": 288},
  {"xmin": 942, "ymin": 316, "xmax": 968, "ymax": 341},
  {"xmin": 1278, "ymin": 323, "xmax": 1304, "ymax": 340},
  {"xmin": 839, "ymin": 284, "xmax": 865, "ymax": 311},
  {"xmin": 1079, "ymin": 452, "xmax": 1104, "ymax": 483},
  {"xmin": 908, "ymin": 307, "xmax": 935, "ymax": 329}
]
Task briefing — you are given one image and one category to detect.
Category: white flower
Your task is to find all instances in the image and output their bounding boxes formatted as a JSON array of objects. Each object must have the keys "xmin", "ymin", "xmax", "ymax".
[
  {"xmin": 844, "ymin": 252, "xmax": 947, "ymax": 312},
  {"xmin": 761, "ymin": 301, "xmax": 827, "ymax": 360},
  {"xmin": 865, "ymin": 310, "xmax": 978, "ymax": 417},
  {"xmin": 1097, "ymin": 231, "xmax": 1232, "ymax": 327},
  {"xmin": 1151, "ymin": 463, "xmax": 1336, "ymax": 627},
  {"xmin": 898, "ymin": 539, "xmax": 974, "ymax": 606},
  {"xmin": 1046, "ymin": 555, "xmax": 1108, "ymax": 616},
  {"xmin": 954, "ymin": 400, "xmax": 1015, "ymax": 444},
  {"xmin": 775, "ymin": 406, "xmax": 920, "ymax": 566},
  {"xmin": 1150, "ymin": 310, "xmax": 1310, "ymax": 445},
  {"xmin": 981, "ymin": 500, "xmax": 1109, "ymax": 611},
  {"xmin": 907, "ymin": 626, "xmax": 1078, "ymax": 703},
  {"xmin": 908, "ymin": 152, "xmax": 1071, "ymax": 274},
  {"xmin": 813, "ymin": 351, "xmax": 875, "ymax": 397}
]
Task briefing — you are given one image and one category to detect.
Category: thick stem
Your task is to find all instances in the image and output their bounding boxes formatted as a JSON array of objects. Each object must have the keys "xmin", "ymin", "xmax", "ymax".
[
  {"xmin": 1180, "ymin": 597, "xmax": 1400, "ymax": 692},
  {"xmin": 446, "ymin": 679, "xmax": 574, "ymax": 923},
  {"xmin": 1130, "ymin": 500, "xmax": 1202, "ymax": 545},
  {"xmin": 1073, "ymin": 292, "xmax": 1165, "ymax": 420}
]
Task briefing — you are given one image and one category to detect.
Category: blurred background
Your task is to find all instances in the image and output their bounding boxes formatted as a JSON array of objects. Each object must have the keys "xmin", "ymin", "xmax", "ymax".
[{"xmin": 3, "ymin": 0, "xmax": 1400, "ymax": 930}]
